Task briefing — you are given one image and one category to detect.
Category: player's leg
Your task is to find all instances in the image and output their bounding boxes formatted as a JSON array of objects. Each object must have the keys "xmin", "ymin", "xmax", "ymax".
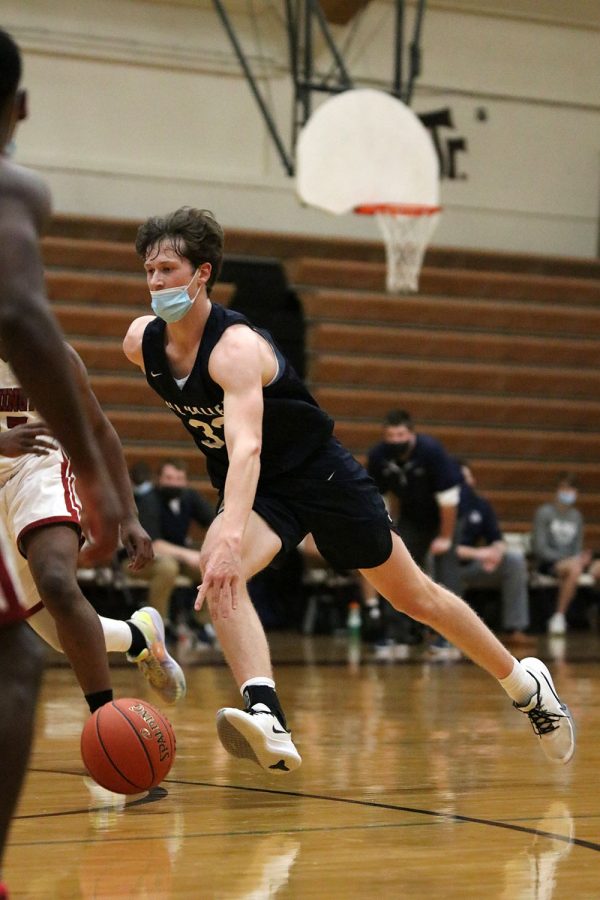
[
  {"xmin": 201, "ymin": 509, "xmax": 280, "ymax": 682},
  {"xmin": 362, "ymin": 533, "xmax": 514, "ymax": 674},
  {"xmin": 202, "ymin": 510, "xmax": 301, "ymax": 773},
  {"xmin": 23, "ymin": 523, "xmax": 113, "ymax": 711},
  {"xmin": 0, "ymin": 621, "xmax": 44, "ymax": 867},
  {"xmin": 25, "ymin": 599, "xmax": 186, "ymax": 705},
  {"xmin": 361, "ymin": 533, "xmax": 574, "ymax": 764}
]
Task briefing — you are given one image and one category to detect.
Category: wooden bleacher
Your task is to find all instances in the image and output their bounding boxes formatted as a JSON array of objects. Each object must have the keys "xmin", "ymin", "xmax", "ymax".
[{"xmin": 42, "ymin": 214, "xmax": 600, "ymax": 542}]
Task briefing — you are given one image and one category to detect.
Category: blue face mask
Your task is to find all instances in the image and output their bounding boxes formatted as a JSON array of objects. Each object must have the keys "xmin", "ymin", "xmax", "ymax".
[
  {"xmin": 557, "ymin": 490, "xmax": 576, "ymax": 506},
  {"xmin": 150, "ymin": 270, "xmax": 200, "ymax": 323},
  {"xmin": 3, "ymin": 139, "xmax": 16, "ymax": 159}
]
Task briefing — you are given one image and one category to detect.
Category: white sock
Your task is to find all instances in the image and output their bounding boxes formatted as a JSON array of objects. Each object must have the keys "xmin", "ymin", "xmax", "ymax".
[
  {"xmin": 100, "ymin": 616, "xmax": 133, "ymax": 653},
  {"xmin": 240, "ymin": 676, "xmax": 275, "ymax": 697},
  {"xmin": 499, "ymin": 657, "xmax": 537, "ymax": 706}
]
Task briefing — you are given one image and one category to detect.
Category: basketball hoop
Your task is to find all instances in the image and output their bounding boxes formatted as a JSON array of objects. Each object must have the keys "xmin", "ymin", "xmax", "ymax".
[
  {"xmin": 295, "ymin": 90, "xmax": 442, "ymax": 293},
  {"xmin": 354, "ymin": 203, "xmax": 442, "ymax": 293}
]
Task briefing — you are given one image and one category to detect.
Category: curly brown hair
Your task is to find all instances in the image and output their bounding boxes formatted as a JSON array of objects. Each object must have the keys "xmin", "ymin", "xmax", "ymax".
[{"xmin": 135, "ymin": 207, "xmax": 224, "ymax": 295}]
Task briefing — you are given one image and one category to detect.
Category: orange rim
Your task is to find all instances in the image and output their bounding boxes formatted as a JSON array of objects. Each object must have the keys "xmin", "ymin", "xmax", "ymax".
[{"xmin": 354, "ymin": 203, "xmax": 442, "ymax": 216}]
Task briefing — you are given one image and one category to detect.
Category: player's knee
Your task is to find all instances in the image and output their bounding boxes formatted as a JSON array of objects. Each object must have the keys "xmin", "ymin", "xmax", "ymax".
[
  {"xmin": 34, "ymin": 563, "xmax": 79, "ymax": 608},
  {"xmin": 389, "ymin": 571, "xmax": 438, "ymax": 622}
]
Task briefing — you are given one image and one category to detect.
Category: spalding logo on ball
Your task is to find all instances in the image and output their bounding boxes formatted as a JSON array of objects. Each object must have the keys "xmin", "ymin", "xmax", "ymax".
[{"xmin": 81, "ymin": 698, "xmax": 176, "ymax": 794}]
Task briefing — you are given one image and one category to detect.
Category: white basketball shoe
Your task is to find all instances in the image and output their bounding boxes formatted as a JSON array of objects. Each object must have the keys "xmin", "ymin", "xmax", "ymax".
[
  {"xmin": 217, "ymin": 703, "xmax": 302, "ymax": 774},
  {"xmin": 515, "ymin": 657, "xmax": 575, "ymax": 765},
  {"xmin": 127, "ymin": 606, "xmax": 186, "ymax": 704}
]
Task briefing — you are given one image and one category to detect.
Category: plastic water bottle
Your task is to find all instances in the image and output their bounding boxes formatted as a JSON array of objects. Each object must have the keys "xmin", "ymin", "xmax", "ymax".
[{"xmin": 347, "ymin": 601, "xmax": 362, "ymax": 640}]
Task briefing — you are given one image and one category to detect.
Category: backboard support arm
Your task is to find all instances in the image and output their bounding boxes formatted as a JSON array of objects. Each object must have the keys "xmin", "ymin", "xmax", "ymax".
[{"xmin": 212, "ymin": 0, "xmax": 427, "ymax": 177}]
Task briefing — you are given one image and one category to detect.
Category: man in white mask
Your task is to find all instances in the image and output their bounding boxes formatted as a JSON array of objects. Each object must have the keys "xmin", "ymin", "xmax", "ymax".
[{"xmin": 532, "ymin": 472, "xmax": 600, "ymax": 635}]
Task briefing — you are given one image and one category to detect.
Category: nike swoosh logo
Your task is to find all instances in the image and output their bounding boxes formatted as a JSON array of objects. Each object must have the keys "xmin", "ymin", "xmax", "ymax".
[
  {"xmin": 272, "ymin": 725, "xmax": 289, "ymax": 735},
  {"xmin": 150, "ymin": 372, "xmax": 162, "ymax": 377}
]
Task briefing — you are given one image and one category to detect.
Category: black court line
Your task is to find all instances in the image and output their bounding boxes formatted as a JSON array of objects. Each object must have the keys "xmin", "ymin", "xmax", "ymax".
[
  {"xmin": 22, "ymin": 768, "xmax": 599, "ymax": 854},
  {"xmin": 165, "ymin": 778, "xmax": 600, "ymax": 853}
]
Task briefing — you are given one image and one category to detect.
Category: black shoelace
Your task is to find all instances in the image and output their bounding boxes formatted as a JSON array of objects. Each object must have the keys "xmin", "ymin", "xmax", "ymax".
[{"xmin": 527, "ymin": 704, "xmax": 562, "ymax": 736}]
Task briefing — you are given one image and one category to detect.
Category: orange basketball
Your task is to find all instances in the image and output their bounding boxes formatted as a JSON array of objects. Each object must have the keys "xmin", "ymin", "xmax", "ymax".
[{"xmin": 81, "ymin": 698, "xmax": 176, "ymax": 794}]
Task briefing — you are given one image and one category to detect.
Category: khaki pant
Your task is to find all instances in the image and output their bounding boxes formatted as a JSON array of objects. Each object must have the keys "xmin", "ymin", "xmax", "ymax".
[{"xmin": 122, "ymin": 555, "xmax": 208, "ymax": 624}]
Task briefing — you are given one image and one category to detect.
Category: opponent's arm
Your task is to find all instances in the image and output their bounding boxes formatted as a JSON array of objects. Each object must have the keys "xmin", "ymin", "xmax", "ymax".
[
  {"xmin": 196, "ymin": 326, "xmax": 265, "ymax": 616},
  {"xmin": 65, "ymin": 345, "xmax": 152, "ymax": 569},
  {"xmin": 0, "ymin": 175, "xmax": 121, "ymax": 560}
]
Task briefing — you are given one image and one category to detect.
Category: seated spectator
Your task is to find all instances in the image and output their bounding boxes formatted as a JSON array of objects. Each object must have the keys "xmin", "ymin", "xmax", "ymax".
[
  {"xmin": 532, "ymin": 472, "xmax": 600, "ymax": 635},
  {"xmin": 456, "ymin": 461, "xmax": 534, "ymax": 647},
  {"xmin": 367, "ymin": 409, "xmax": 462, "ymax": 660},
  {"xmin": 127, "ymin": 460, "xmax": 215, "ymax": 645}
]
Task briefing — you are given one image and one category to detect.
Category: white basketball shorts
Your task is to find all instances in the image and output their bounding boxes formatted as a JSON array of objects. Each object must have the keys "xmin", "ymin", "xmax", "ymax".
[
  {"xmin": 0, "ymin": 513, "xmax": 27, "ymax": 626},
  {"xmin": 0, "ymin": 449, "xmax": 82, "ymax": 615}
]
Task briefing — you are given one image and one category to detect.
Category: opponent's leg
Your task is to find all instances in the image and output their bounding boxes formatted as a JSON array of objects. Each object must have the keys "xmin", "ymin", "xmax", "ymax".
[
  {"xmin": 23, "ymin": 524, "xmax": 112, "ymax": 712},
  {"xmin": 362, "ymin": 533, "xmax": 574, "ymax": 764},
  {"xmin": 26, "ymin": 601, "xmax": 186, "ymax": 705},
  {"xmin": 0, "ymin": 623, "xmax": 43, "ymax": 866}
]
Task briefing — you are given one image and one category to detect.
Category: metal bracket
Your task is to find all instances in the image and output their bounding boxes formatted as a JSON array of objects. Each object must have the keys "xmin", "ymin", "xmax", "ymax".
[{"xmin": 212, "ymin": 0, "xmax": 428, "ymax": 176}]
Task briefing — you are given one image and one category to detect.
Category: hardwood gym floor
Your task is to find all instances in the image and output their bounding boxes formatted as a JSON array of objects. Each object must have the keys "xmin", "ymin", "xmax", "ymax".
[{"xmin": 5, "ymin": 631, "xmax": 600, "ymax": 898}]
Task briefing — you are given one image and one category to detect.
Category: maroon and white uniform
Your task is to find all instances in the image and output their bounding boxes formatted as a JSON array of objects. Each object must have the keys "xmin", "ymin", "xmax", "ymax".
[
  {"xmin": 0, "ymin": 520, "xmax": 27, "ymax": 627},
  {"xmin": 0, "ymin": 360, "xmax": 81, "ymax": 615}
]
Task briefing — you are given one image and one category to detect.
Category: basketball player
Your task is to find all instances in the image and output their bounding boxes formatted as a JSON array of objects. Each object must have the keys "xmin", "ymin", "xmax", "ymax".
[
  {"xmin": 123, "ymin": 206, "xmax": 575, "ymax": 775},
  {"xmin": 0, "ymin": 28, "xmax": 121, "ymax": 888},
  {"xmin": 0, "ymin": 343, "xmax": 187, "ymax": 708}
]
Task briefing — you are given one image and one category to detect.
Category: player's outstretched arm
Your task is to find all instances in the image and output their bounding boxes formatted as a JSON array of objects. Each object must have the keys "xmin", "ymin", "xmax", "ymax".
[{"xmin": 197, "ymin": 327, "xmax": 264, "ymax": 618}]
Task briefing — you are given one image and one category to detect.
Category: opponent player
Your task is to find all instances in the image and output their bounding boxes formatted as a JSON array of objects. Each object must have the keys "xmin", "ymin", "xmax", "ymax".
[
  {"xmin": 123, "ymin": 206, "xmax": 574, "ymax": 775},
  {"xmin": 0, "ymin": 344, "xmax": 187, "ymax": 707},
  {"xmin": 0, "ymin": 27, "xmax": 121, "ymax": 888}
]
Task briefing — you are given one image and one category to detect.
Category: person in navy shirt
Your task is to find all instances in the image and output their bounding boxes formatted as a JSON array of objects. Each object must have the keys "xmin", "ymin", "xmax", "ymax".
[
  {"xmin": 456, "ymin": 461, "xmax": 533, "ymax": 647},
  {"xmin": 367, "ymin": 409, "xmax": 463, "ymax": 659}
]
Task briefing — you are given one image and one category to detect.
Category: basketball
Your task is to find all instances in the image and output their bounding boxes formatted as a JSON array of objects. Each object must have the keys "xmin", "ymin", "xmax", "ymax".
[{"xmin": 81, "ymin": 698, "xmax": 176, "ymax": 794}]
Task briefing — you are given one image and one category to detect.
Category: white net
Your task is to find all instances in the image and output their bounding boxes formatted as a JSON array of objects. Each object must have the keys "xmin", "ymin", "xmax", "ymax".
[{"xmin": 374, "ymin": 209, "xmax": 441, "ymax": 293}]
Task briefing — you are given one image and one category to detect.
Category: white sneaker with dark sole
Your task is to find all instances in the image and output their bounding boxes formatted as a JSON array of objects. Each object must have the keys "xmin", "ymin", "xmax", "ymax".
[
  {"xmin": 216, "ymin": 703, "xmax": 301, "ymax": 774},
  {"xmin": 127, "ymin": 606, "xmax": 187, "ymax": 704},
  {"xmin": 515, "ymin": 657, "xmax": 575, "ymax": 765}
]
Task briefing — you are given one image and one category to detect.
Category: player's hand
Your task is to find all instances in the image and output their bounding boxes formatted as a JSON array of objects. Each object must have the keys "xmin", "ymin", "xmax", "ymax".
[
  {"xmin": 120, "ymin": 516, "xmax": 154, "ymax": 571},
  {"xmin": 195, "ymin": 539, "xmax": 242, "ymax": 620},
  {"xmin": 75, "ymin": 466, "xmax": 123, "ymax": 565},
  {"xmin": 0, "ymin": 421, "xmax": 55, "ymax": 457}
]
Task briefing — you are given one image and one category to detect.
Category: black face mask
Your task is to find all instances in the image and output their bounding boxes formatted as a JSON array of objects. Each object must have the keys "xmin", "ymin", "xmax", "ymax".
[
  {"xmin": 159, "ymin": 486, "xmax": 183, "ymax": 502},
  {"xmin": 383, "ymin": 441, "xmax": 412, "ymax": 461}
]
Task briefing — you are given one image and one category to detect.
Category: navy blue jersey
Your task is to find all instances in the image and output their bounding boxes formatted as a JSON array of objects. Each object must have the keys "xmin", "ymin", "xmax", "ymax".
[
  {"xmin": 133, "ymin": 486, "xmax": 213, "ymax": 544},
  {"xmin": 367, "ymin": 433, "xmax": 462, "ymax": 530},
  {"xmin": 457, "ymin": 483, "xmax": 503, "ymax": 548},
  {"xmin": 142, "ymin": 304, "xmax": 334, "ymax": 489}
]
